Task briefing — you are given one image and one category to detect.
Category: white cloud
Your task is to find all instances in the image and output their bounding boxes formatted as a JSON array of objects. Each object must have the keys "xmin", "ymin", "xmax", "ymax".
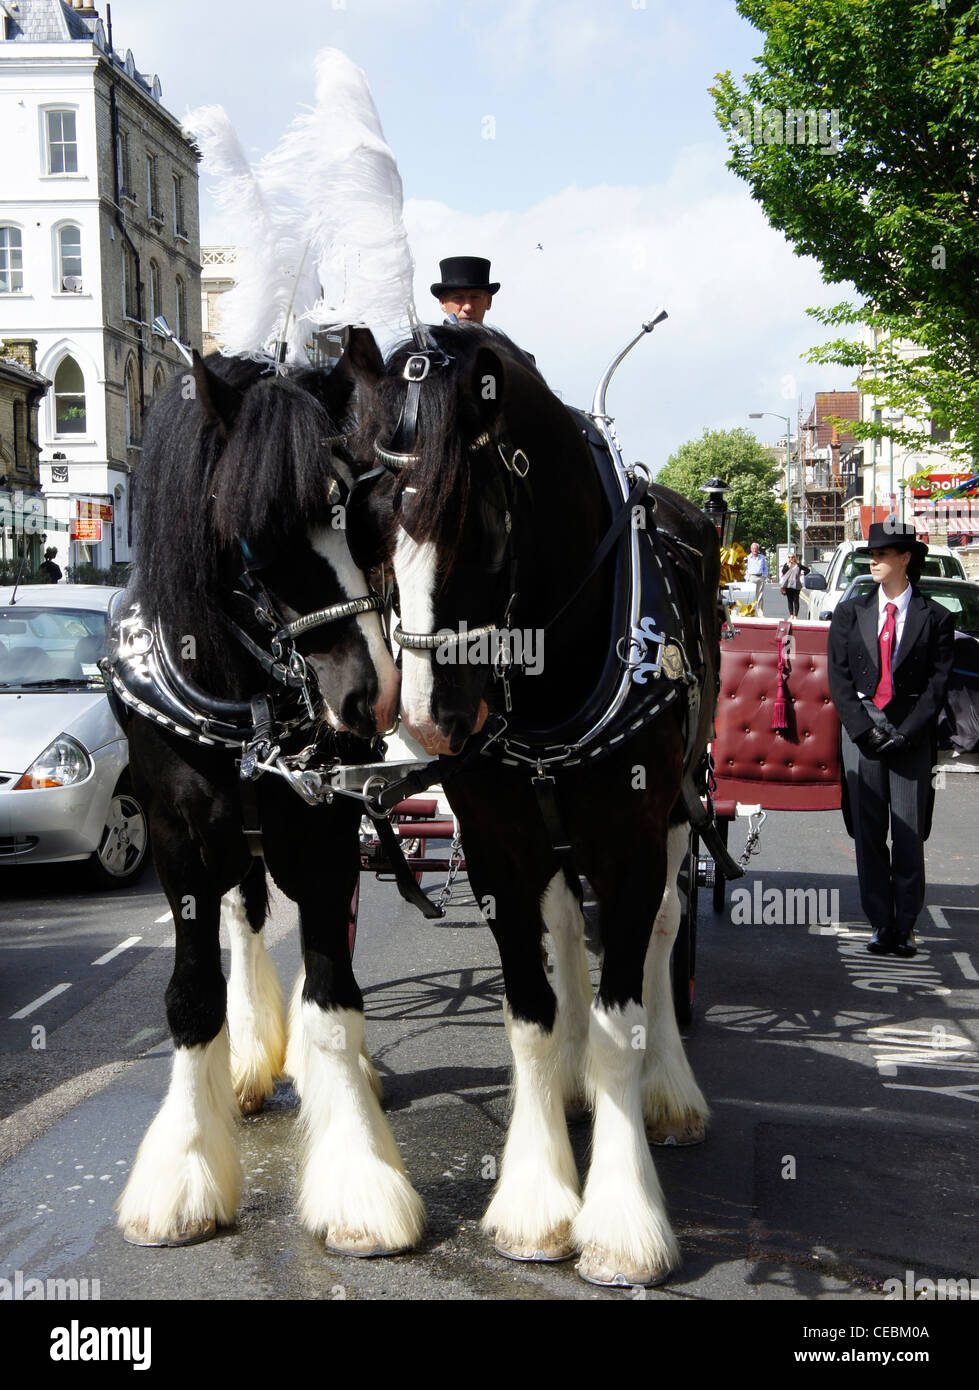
[{"xmin": 402, "ymin": 142, "xmax": 853, "ymax": 468}]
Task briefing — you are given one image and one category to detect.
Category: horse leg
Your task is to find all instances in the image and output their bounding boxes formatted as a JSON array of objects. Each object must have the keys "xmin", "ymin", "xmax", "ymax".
[
  {"xmin": 480, "ymin": 882, "xmax": 581, "ymax": 1261},
  {"xmin": 573, "ymin": 857, "xmax": 679, "ymax": 1286},
  {"xmin": 226, "ymin": 859, "xmax": 285, "ymax": 1115},
  {"xmin": 541, "ymin": 867, "xmax": 592, "ymax": 1119},
  {"xmin": 641, "ymin": 821, "xmax": 709, "ymax": 1144},
  {"xmin": 117, "ymin": 838, "xmax": 239, "ymax": 1245},
  {"xmin": 274, "ymin": 808, "xmax": 423, "ymax": 1254},
  {"xmin": 285, "ymin": 964, "xmax": 382, "ymax": 1105}
]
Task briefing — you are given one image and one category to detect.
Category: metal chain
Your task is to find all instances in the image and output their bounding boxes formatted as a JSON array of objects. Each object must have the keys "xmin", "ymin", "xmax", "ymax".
[
  {"xmin": 435, "ymin": 828, "xmax": 465, "ymax": 912},
  {"xmin": 737, "ymin": 810, "xmax": 767, "ymax": 870}
]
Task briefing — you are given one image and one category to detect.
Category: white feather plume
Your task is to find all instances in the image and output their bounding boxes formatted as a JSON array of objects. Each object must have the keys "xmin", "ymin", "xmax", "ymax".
[{"xmin": 185, "ymin": 50, "xmax": 418, "ymax": 362}]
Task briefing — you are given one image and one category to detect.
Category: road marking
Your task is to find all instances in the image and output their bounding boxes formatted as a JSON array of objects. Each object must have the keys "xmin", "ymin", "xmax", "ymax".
[
  {"xmin": 10, "ymin": 983, "xmax": 71, "ymax": 1020},
  {"xmin": 155, "ymin": 910, "xmax": 173, "ymax": 923},
  {"xmin": 92, "ymin": 936, "xmax": 142, "ymax": 966},
  {"xmin": 953, "ymin": 953, "xmax": 978, "ymax": 982},
  {"xmin": 928, "ymin": 906, "xmax": 951, "ymax": 931}
]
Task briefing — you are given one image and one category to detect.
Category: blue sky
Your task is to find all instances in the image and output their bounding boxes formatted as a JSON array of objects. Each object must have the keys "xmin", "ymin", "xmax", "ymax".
[{"xmin": 115, "ymin": 0, "xmax": 853, "ymax": 467}]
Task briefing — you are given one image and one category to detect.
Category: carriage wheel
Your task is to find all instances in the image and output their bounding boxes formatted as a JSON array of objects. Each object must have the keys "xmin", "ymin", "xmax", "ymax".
[
  {"xmin": 672, "ymin": 829, "xmax": 698, "ymax": 1027},
  {"xmin": 712, "ymin": 818, "xmax": 730, "ymax": 914},
  {"xmin": 348, "ymin": 881, "xmax": 360, "ymax": 959}
]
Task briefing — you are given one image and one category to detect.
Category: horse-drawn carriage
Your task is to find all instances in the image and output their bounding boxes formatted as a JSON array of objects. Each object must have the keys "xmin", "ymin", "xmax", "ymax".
[{"xmin": 100, "ymin": 315, "xmax": 762, "ymax": 1287}]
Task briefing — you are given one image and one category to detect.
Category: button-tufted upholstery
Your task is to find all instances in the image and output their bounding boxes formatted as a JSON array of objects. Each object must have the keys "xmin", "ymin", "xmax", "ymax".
[{"xmin": 713, "ymin": 618, "xmax": 841, "ymax": 814}]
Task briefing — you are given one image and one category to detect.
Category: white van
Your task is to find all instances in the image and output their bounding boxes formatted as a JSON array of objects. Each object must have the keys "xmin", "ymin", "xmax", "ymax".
[{"xmin": 801, "ymin": 539, "xmax": 967, "ymax": 620}]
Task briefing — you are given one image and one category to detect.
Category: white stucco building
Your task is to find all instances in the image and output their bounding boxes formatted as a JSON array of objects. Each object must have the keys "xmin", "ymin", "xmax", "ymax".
[{"xmin": 0, "ymin": 0, "xmax": 201, "ymax": 573}]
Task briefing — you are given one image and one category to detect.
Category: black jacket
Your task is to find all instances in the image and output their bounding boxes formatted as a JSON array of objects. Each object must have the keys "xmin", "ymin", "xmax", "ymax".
[{"xmin": 828, "ymin": 585, "xmax": 955, "ymax": 745}]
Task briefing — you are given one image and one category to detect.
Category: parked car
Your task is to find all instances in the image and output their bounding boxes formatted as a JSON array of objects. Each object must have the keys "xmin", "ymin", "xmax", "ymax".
[
  {"xmin": 0, "ymin": 584, "xmax": 148, "ymax": 886},
  {"xmin": 802, "ymin": 539, "xmax": 967, "ymax": 620},
  {"xmin": 836, "ymin": 574, "xmax": 979, "ymax": 638}
]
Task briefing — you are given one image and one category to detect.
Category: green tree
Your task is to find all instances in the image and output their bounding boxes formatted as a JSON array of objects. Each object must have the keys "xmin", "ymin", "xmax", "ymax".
[
  {"xmin": 711, "ymin": 0, "xmax": 979, "ymax": 463},
  {"xmin": 656, "ymin": 427, "xmax": 790, "ymax": 552}
]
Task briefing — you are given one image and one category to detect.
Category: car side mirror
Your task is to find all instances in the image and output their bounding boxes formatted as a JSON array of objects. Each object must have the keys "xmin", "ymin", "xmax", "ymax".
[{"xmin": 804, "ymin": 573, "xmax": 827, "ymax": 590}]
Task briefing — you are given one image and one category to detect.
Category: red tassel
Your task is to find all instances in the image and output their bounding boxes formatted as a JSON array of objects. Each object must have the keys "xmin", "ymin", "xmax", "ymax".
[
  {"xmin": 772, "ymin": 676, "xmax": 788, "ymax": 731},
  {"xmin": 772, "ymin": 630, "xmax": 790, "ymax": 731}
]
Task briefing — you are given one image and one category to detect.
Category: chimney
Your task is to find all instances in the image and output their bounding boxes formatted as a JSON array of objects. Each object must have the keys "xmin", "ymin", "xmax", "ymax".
[{"xmin": 1, "ymin": 339, "xmax": 38, "ymax": 373}]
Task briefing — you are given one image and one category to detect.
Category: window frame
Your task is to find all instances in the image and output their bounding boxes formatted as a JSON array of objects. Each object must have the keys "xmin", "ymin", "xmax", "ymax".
[
  {"xmin": 53, "ymin": 355, "xmax": 88, "ymax": 438},
  {"xmin": 56, "ymin": 223, "xmax": 83, "ymax": 292},
  {"xmin": 0, "ymin": 223, "xmax": 25, "ymax": 294},
  {"xmin": 146, "ymin": 152, "xmax": 161, "ymax": 221},
  {"xmin": 44, "ymin": 108, "xmax": 79, "ymax": 176}
]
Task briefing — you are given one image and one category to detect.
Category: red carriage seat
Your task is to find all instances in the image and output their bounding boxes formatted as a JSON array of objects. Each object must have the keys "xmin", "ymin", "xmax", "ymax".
[{"xmin": 712, "ymin": 618, "xmax": 842, "ymax": 814}]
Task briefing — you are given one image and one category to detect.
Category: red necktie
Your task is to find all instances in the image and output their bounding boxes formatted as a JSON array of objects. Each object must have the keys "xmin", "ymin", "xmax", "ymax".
[{"xmin": 873, "ymin": 602, "xmax": 898, "ymax": 709}]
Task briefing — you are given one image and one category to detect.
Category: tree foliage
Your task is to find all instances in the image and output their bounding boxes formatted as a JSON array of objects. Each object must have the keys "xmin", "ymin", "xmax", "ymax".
[
  {"xmin": 711, "ymin": 0, "xmax": 979, "ymax": 462},
  {"xmin": 656, "ymin": 427, "xmax": 791, "ymax": 552}
]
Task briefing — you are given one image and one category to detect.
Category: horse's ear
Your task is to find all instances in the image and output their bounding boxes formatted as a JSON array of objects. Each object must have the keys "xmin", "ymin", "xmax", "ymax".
[
  {"xmin": 471, "ymin": 347, "xmax": 504, "ymax": 422},
  {"xmin": 192, "ymin": 350, "xmax": 243, "ymax": 433},
  {"xmin": 333, "ymin": 327, "xmax": 384, "ymax": 387}
]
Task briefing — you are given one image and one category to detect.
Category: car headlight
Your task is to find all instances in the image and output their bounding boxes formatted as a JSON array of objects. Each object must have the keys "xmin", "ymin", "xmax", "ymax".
[{"xmin": 13, "ymin": 734, "xmax": 93, "ymax": 790}]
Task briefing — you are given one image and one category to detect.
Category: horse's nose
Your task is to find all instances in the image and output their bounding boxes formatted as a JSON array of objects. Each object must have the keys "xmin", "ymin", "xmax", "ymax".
[{"xmin": 341, "ymin": 683, "xmax": 378, "ymax": 739}]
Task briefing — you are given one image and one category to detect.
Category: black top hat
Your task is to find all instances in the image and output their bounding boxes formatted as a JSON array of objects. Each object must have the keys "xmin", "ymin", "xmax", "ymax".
[
  {"xmin": 431, "ymin": 257, "xmax": 500, "ymax": 298},
  {"xmin": 859, "ymin": 520, "xmax": 929, "ymax": 562}
]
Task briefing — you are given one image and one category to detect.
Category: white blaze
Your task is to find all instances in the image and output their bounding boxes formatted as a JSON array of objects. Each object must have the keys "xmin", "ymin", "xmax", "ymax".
[{"xmin": 394, "ymin": 528, "xmax": 438, "ymax": 733}]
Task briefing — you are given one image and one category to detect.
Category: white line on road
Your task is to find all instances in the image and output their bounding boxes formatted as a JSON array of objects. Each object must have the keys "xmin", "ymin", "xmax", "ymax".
[
  {"xmin": 953, "ymin": 952, "xmax": 979, "ymax": 982},
  {"xmin": 92, "ymin": 936, "xmax": 142, "ymax": 966},
  {"xmin": 928, "ymin": 906, "xmax": 952, "ymax": 931},
  {"xmin": 10, "ymin": 983, "xmax": 71, "ymax": 1020},
  {"xmin": 155, "ymin": 910, "xmax": 173, "ymax": 923}
]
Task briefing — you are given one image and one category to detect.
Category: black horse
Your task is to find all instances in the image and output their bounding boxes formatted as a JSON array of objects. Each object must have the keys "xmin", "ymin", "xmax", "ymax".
[
  {"xmin": 112, "ymin": 344, "xmax": 426, "ymax": 1254},
  {"xmin": 349, "ymin": 323, "xmax": 720, "ymax": 1285}
]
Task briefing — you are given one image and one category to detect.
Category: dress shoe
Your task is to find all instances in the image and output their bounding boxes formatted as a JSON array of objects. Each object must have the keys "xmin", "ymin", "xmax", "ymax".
[
  {"xmin": 866, "ymin": 927, "xmax": 893, "ymax": 954},
  {"xmin": 890, "ymin": 931, "xmax": 917, "ymax": 958}
]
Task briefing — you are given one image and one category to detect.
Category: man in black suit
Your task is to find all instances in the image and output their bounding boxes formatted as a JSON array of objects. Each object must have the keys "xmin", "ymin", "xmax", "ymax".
[{"xmin": 828, "ymin": 521, "xmax": 954, "ymax": 957}]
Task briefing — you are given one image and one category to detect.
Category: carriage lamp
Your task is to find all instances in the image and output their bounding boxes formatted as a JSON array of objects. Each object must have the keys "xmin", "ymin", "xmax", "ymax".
[{"xmin": 700, "ymin": 477, "xmax": 738, "ymax": 548}]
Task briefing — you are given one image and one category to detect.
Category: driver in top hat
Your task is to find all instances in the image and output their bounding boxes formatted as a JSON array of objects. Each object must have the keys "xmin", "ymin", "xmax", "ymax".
[
  {"xmin": 827, "ymin": 520, "xmax": 954, "ymax": 958},
  {"xmin": 431, "ymin": 256, "xmax": 500, "ymax": 325}
]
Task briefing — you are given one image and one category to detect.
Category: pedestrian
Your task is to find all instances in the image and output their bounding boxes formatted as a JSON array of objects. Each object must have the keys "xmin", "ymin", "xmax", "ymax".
[
  {"xmin": 827, "ymin": 522, "xmax": 954, "ymax": 957},
  {"xmin": 36, "ymin": 547, "xmax": 62, "ymax": 584},
  {"xmin": 745, "ymin": 541, "xmax": 768, "ymax": 616},
  {"xmin": 779, "ymin": 550, "xmax": 808, "ymax": 617}
]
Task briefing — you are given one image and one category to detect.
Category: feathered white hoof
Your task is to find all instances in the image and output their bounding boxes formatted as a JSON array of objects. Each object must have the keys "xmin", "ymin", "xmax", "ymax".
[
  {"xmin": 576, "ymin": 1241, "xmax": 675, "ymax": 1288},
  {"xmin": 493, "ymin": 1223, "xmax": 576, "ymax": 1263},
  {"xmin": 646, "ymin": 1114, "xmax": 707, "ymax": 1146},
  {"xmin": 299, "ymin": 1155, "xmax": 426, "ymax": 1256},
  {"xmin": 123, "ymin": 1218, "xmax": 217, "ymax": 1248},
  {"xmin": 284, "ymin": 970, "xmax": 306, "ymax": 1094},
  {"xmin": 116, "ymin": 1032, "xmax": 240, "ymax": 1246}
]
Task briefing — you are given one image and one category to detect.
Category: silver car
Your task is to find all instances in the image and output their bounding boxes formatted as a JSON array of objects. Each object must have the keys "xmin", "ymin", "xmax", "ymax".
[{"xmin": 0, "ymin": 584, "xmax": 149, "ymax": 886}]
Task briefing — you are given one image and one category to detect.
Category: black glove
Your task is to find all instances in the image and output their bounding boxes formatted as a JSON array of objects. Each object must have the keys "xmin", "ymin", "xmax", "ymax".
[
  {"xmin": 880, "ymin": 731, "xmax": 909, "ymax": 755},
  {"xmin": 855, "ymin": 726, "xmax": 891, "ymax": 757}
]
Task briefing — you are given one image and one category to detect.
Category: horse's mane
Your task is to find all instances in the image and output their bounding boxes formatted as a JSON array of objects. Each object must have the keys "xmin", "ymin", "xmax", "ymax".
[
  {"xmin": 131, "ymin": 354, "xmax": 351, "ymax": 664},
  {"xmin": 377, "ymin": 325, "xmax": 553, "ymax": 570}
]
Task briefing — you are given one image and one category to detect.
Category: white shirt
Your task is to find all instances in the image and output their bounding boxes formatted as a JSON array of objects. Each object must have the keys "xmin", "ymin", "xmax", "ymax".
[{"xmin": 877, "ymin": 581, "xmax": 913, "ymax": 655}]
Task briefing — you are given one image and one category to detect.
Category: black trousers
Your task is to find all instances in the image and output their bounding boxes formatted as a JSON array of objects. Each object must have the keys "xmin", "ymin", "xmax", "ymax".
[
  {"xmin": 841, "ymin": 728, "xmax": 932, "ymax": 936},
  {"xmin": 784, "ymin": 586, "xmax": 801, "ymax": 616}
]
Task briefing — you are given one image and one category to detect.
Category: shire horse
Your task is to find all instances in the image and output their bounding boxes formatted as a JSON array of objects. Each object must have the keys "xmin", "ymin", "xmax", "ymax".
[
  {"xmin": 349, "ymin": 323, "xmax": 720, "ymax": 1285},
  {"xmin": 112, "ymin": 343, "xmax": 425, "ymax": 1253}
]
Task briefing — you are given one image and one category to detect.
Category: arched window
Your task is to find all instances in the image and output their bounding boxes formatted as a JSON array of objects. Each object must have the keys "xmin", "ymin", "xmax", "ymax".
[
  {"xmin": 149, "ymin": 260, "xmax": 161, "ymax": 323},
  {"xmin": 58, "ymin": 225, "xmax": 83, "ymax": 291},
  {"xmin": 0, "ymin": 226, "xmax": 24, "ymax": 293},
  {"xmin": 54, "ymin": 357, "xmax": 87, "ymax": 435},
  {"xmin": 175, "ymin": 275, "xmax": 186, "ymax": 341},
  {"xmin": 152, "ymin": 366, "xmax": 166, "ymax": 396},
  {"xmin": 121, "ymin": 244, "xmax": 138, "ymax": 319},
  {"xmin": 125, "ymin": 358, "xmax": 141, "ymax": 445}
]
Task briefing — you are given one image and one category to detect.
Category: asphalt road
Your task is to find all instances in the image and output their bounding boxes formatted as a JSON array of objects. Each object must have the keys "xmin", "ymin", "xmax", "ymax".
[{"xmin": 1, "ymin": 767, "xmax": 977, "ymax": 1317}]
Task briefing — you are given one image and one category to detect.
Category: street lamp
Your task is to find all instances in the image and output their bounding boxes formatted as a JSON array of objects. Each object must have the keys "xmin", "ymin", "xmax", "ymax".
[
  {"xmin": 749, "ymin": 411, "xmax": 792, "ymax": 550},
  {"xmin": 699, "ymin": 476, "xmax": 738, "ymax": 547}
]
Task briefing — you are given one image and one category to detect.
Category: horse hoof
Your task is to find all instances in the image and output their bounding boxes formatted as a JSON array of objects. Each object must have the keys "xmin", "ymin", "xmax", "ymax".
[
  {"xmin": 324, "ymin": 1231, "xmax": 407, "ymax": 1259},
  {"xmin": 236, "ymin": 1090, "xmax": 265, "ymax": 1116},
  {"xmin": 575, "ymin": 1243, "xmax": 672, "ymax": 1288},
  {"xmin": 123, "ymin": 1218, "xmax": 217, "ymax": 1248},
  {"xmin": 646, "ymin": 1118, "xmax": 706, "ymax": 1146},
  {"xmin": 494, "ymin": 1225, "xmax": 576, "ymax": 1263}
]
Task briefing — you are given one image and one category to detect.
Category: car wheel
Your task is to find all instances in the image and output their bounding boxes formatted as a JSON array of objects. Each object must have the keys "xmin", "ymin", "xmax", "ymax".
[{"xmin": 87, "ymin": 784, "xmax": 150, "ymax": 888}]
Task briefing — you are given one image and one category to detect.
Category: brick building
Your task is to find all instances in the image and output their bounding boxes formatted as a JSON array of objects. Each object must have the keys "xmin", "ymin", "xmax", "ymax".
[
  {"xmin": 0, "ymin": 336, "xmax": 51, "ymax": 576},
  {"xmin": 0, "ymin": 0, "xmax": 201, "ymax": 571}
]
